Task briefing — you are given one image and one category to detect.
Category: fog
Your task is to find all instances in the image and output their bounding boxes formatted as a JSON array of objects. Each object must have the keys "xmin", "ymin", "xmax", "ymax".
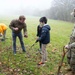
[{"xmin": 0, "ymin": 0, "xmax": 52, "ymax": 16}]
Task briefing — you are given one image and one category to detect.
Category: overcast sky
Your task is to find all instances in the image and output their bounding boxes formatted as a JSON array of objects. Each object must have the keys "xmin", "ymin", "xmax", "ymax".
[{"xmin": 0, "ymin": 0, "xmax": 53, "ymax": 15}]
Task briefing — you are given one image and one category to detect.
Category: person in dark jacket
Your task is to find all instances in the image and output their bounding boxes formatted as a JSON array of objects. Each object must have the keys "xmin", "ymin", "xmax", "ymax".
[
  {"xmin": 9, "ymin": 15, "xmax": 28, "ymax": 55},
  {"xmin": 36, "ymin": 17, "xmax": 51, "ymax": 65},
  {"xmin": 36, "ymin": 24, "xmax": 42, "ymax": 53}
]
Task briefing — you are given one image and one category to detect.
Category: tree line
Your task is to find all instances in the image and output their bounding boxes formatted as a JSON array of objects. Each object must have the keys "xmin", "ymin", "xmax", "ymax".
[{"xmin": 34, "ymin": 0, "xmax": 75, "ymax": 22}]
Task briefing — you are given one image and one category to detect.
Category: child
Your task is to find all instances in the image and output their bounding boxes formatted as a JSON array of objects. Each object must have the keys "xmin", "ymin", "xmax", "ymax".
[
  {"xmin": 36, "ymin": 17, "xmax": 51, "ymax": 65},
  {"xmin": 0, "ymin": 23, "xmax": 8, "ymax": 41},
  {"xmin": 36, "ymin": 24, "xmax": 42, "ymax": 53}
]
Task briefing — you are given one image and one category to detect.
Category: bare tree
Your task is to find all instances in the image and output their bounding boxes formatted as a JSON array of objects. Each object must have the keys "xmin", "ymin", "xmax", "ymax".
[{"xmin": 47, "ymin": 0, "xmax": 75, "ymax": 22}]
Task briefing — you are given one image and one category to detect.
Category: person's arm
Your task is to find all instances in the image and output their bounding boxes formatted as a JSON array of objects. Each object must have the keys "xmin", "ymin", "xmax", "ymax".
[
  {"xmin": 1, "ymin": 30, "xmax": 3, "ymax": 34},
  {"xmin": 9, "ymin": 20, "xmax": 15, "ymax": 30},
  {"xmin": 65, "ymin": 42, "xmax": 75, "ymax": 49},
  {"xmin": 38, "ymin": 29, "xmax": 47, "ymax": 41},
  {"xmin": 9, "ymin": 20, "xmax": 18, "ymax": 31},
  {"xmin": 69, "ymin": 42, "xmax": 75, "ymax": 48},
  {"xmin": 23, "ymin": 23, "xmax": 28, "ymax": 37},
  {"xmin": 36, "ymin": 25, "xmax": 39, "ymax": 36}
]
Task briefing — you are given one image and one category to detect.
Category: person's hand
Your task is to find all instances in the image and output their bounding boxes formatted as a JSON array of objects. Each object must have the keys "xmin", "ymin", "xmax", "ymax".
[
  {"xmin": 36, "ymin": 37, "xmax": 39, "ymax": 40},
  {"xmin": 13, "ymin": 28, "xmax": 18, "ymax": 31},
  {"xmin": 36, "ymin": 38, "xmax": 39, "ymax": 43},
  {"xmin": 36, "ymin": 39, "xmax": 39, "ymax": 43},
  {"xmin": 24, "ymin": 34, "xmax": 28, "ymax": 38},
  {"xmin": 0, "ymin": 33, "xmax": 2, "ymax": 37},
  {"xmin": 65, "ymin": 45, "xmax": 69, "ymax": 49}
]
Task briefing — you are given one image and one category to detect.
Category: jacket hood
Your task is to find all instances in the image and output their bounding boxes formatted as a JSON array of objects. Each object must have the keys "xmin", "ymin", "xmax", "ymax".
[{"xmin": 43, "ymin": 24, "xmax": 50, "ymax": 30}]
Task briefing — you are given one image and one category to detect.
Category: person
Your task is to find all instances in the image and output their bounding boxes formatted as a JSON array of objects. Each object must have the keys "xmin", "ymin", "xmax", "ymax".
[
  {"xmin": 36, "ymin": 17, "xmax": 51, "ymax": 65},
  {"xmin": 0, "ymin": 23, "xmax": 8, "ymax": 41},
  {"xmin": 9, "ymin": 15, "xmax": 28, "ymax": 54},
  {"xmin": 36, "ymin": 24, "xmax": 42, "ymax": 53},
  {"xmin": 71, "ymin": 8, "xmax": 75, "ymax": 17},
  {"xmin": 65, "ymin": 8, "xmax": 75, "ymax": 75}
]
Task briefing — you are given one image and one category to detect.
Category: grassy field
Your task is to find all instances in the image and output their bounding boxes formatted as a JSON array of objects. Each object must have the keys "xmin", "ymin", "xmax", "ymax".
[{"xmin": 0, "ymin": 16, "xmax": 74, "ymax": 75}]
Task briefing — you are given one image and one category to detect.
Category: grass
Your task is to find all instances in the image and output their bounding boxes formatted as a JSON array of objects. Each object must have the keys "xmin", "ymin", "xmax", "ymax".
[{"xmin": 0, "ymin": 16, "xmax": 74, "ymax": 75}]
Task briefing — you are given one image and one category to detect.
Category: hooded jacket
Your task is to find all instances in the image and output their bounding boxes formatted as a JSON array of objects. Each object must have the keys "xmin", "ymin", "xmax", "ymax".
[
  {"xmin": 0, "ymin": 23, "xmax": 7, "ymax": 34},
  {"xmin": 38, "ymin": 24, "xmax": 51, "ymax": 44}
]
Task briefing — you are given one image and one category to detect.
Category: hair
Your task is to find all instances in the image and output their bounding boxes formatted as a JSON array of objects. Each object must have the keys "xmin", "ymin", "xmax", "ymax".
[
  {"xmin": 39, "ymin": 17, "xmax": 47, "ymax": 24},
  {"xmin": 19, "ymin": 15, "xmax": 25, "ymax": 20}
]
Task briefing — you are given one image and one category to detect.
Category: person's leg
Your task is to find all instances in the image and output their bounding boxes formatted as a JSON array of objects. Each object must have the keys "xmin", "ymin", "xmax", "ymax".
[
  {"xmin": 70, "ymin": 55, "xmax": 75, "ymax": 73},
  {"xmin": 18, "ymin": 32, "xmax": 26, "ymax": 52},
  {"xmin": 1, "ymin": 30, "xmax": 6, "ymax": 41},
  {"xmin": 3, "ymin": 30, "xmax": 6, "ymax": 39},
  {"xmin": 0, "ymin": 33, "xmax": 2, "ymax": 37},
  {"xmin": 44, "ymin": 45, "xmax": 47, "ymax": 62},
  {"xmin": 41, "ymin": 44, "xmax": 47, "ymax": 63},
  {"xmin": 38, "ymin": 44, "xmax": 47, "ymax": 65},
  {"xmin": 71, "ymin": 65, "xmax": 75, "ymax": 74},
  {"xmin": 67, "ymin": 50, "xmax": 72, "ymax": 71},
  {"xmin": 39, "ymin": 42, "xmax": 42, "ymax": 53},
  {"xmin": 12, "ymin": 32, "xmax": 17, "ymax": 54},
  {"xmin": 39, "ymin": 42, "xmax": 42, "ymax": 50}
]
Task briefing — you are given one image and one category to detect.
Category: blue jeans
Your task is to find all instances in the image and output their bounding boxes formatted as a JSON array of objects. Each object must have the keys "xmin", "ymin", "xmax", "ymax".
[{"xmin": 12, "ymin": 32, "xmax": 26, "ymax": 54}]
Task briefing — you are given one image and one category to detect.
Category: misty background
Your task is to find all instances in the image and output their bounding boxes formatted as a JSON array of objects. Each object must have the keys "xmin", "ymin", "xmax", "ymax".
[{"xmin": 0, "ymin": 0, "xmax": 75, "ymax": 22}]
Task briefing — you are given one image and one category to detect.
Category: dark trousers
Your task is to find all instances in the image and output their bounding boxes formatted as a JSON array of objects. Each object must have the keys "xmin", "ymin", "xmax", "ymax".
[
  {"xmin": 39, "ymin": 41, "xmax": 42, "ymax": 50},
  {"xmin": 12, "ymin": 32, "xmax": 26, "ymax": 54}
]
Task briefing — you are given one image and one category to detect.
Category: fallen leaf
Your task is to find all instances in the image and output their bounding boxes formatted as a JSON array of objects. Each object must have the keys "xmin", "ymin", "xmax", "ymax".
[
  {"xmin": 0, "ymin": 62, "xmax": 2, "ymax": 65},
  {"xmin": 17, "ymin": 69, "xmax": 20, "ymax": 72},
  {"xmin": 9, "ymin": 69, "xmax": 13, "ymax": 72},
  {"xmin": 62, "ymin": 63, "xmax": 66, "ymax": 66}
]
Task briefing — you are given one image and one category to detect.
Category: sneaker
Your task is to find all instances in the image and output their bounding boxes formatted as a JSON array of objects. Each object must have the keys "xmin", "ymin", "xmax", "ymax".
[
  {"xmin": 44, "ymin": 61, "xmax": 47, "ymax": 62},
  {"xmin": 38, "ymin": 62, "xmax": 44, "ymax": 65},
  {"xmin": 13, "ymin": 52, "xmax": 16, "ymax": 55},
  {"xmin": 36, "ymin": 51, "xmax": 39, "ymax": 54},
  {"xmin": 1, "ymin": 39, "xmax": 5, "ymax": 41},
  {"xmin": 39, "ymin": 51, "xmax": 42, "ymax": 54},
  {"xmin": 23, "ymin": 50, "xmax": 26, "ymax": 52},
  {"xmin": 14, "ymin": 53, "xmax": 16, "ymax": 55},
  {"xmin": 42, "ymin": 64, "xmax": 45, "ymax": 66}
]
